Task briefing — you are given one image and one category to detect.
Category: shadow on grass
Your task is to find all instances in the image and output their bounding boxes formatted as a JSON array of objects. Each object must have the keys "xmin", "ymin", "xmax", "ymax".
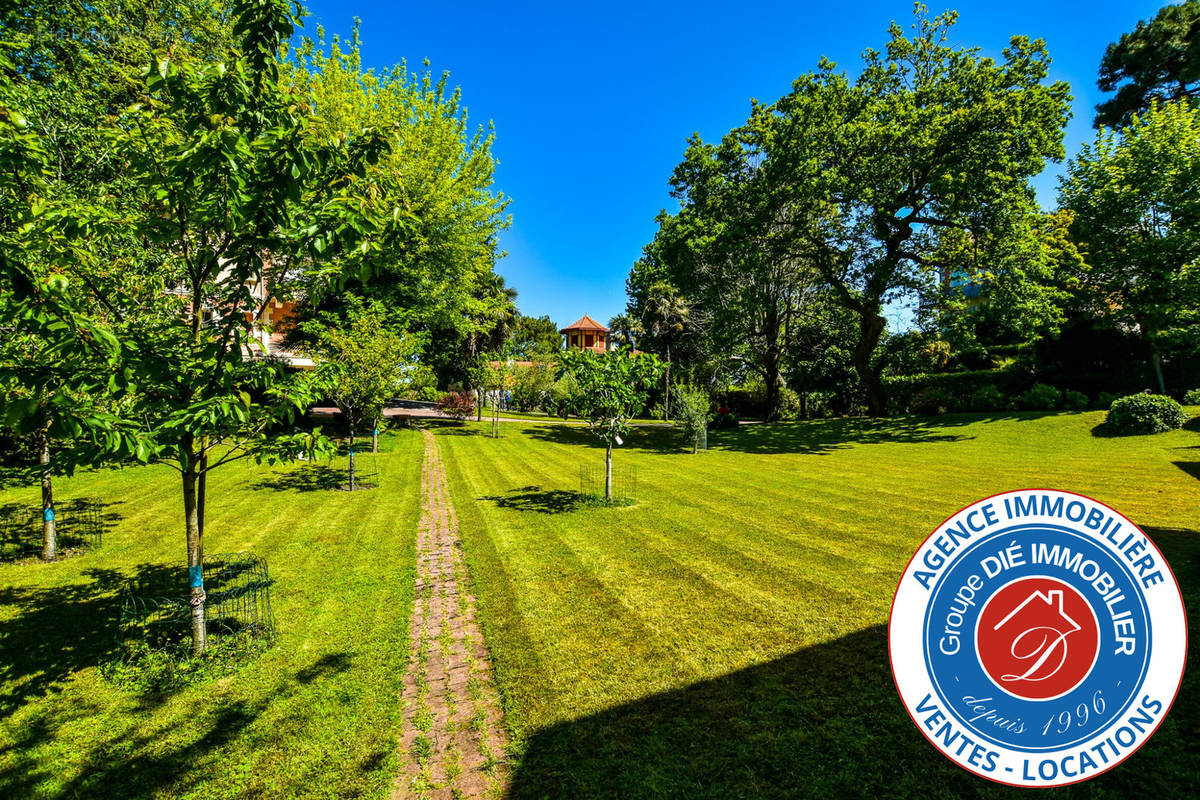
[
  {"xmin": 483, "ymin": 486, "xmax": 582, "ymax": 514},
  {"xmin": 1174, "ymin": 462, "xmax": 1200, "ymax": 482},
  {"xmin": 250, "ymin": 464, "xmax": 345, "ymax": 493},
  {"xmin": 523, "ymin": 424, "xmax": 686, "ymax": 454},
  {"xmin": 1, "ymin": 498, "xmax": 125, "ymax": 563},
  {"xmin": 1, "ymin": 642, "xmax": 367, "ymax": 798},
  {"xmin": 0, "ymin": 463, "xmax": 39, "ymax": 491},
  {"xmin": 0, "ymin": 567, "xmax": 129, "ymax": 718},
  {"xmin": 509, "ymin": 525, "xmax": 1200, "ymax": 799}
]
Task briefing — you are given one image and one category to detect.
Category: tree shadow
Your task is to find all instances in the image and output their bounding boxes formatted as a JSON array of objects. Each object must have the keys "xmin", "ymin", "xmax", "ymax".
[
  {"xmin": 483, "ymin": 486, "xmax": 582, "ymax": 514},
  {"xmin": 509, "ymin": 525, "xmax": 1199, "ymax": 799},
  {"xmin": 1, "ymin": 497, "xmax": 125, "ymax": 563},
  {"xmin": 708, "ymin": 415, "xmax": 982, "ymax": 455},
  {"xmin": 0, "ymin": 567, "xmax": 127, "ymax": 718},
  {"xmin": 0, "ymin": 463, "xmax": 39, "ymax": 491},
  {"xmin": 249, "ymin": 464, "xmax": 345, "ymax": 493},
  {"xmin": 523, "ymin": 424, "xmax": 685, "ymax": 454},
  {"xmin": 296, "ymin": 651, "xmax": 355, "ymax": 684},
  {"xmin": 1174, "ymin": 462, "xmax": 1200, "ymax": 482}
]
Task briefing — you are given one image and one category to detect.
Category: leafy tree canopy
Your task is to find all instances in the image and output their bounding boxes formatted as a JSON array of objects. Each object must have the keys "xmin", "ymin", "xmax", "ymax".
[
  {"xmin": 1059, "ymin": 99, "xmax": 1200, "ymax": 392},
  {"xmin": 1096, "ymin": 0, "xmax": 1200, "ymax": 128}
]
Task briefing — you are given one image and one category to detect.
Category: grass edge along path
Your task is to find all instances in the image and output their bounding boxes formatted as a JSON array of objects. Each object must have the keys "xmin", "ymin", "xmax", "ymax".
[{"xmin": 393, "ymin": 428, "xmax": 509, "ymax": 800}]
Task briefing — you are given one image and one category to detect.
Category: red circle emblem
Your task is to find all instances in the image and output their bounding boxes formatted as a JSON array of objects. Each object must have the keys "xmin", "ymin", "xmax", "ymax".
[{"xmin": 975, "ymin": 577, "xmax": 1100, "ymax": 701}]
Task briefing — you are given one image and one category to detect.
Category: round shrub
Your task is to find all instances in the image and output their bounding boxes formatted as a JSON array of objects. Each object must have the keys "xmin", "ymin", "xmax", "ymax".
[
  {"xmin": 1062, "ymin": 390, "xmax": 1088, "ymax": 410},
  {"xmin": 1183, "ymin": 388, "xmax": 1200, "ymax": 405},
  {"xmin": 1094, "ymin": 391, "xmax": 1118, "ymax": 410},
  {"xmin": 912, "ymin": 389, "xmax": 947, "ymax": 416},
  {"xmin": 710, "ymin": 411, "xmax": 739, "ymax": 429},
  {"xmin": 1106, "ymin": 393, "xmax": 1188, "ymax": 434},
  {"xmin": 969, "ymin": 384, "xmax": 1006, "ymax": 412},
  {"xmin": 1017, "ymin": 383, "xmax": 1061, "ymax": 410}
]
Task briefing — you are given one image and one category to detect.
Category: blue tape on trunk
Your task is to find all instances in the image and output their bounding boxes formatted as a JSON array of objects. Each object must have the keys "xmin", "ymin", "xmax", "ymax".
[
  {"xmin": 188, "ymin": 565, "xmax": 204, "ymax": 589},
  {"xmin": 373, "ymin": 429, "xmax": 378, "ymax": 436},
  {"xmin": 43, "ymin": 508, "xmax": 55, "ymax": 522}
]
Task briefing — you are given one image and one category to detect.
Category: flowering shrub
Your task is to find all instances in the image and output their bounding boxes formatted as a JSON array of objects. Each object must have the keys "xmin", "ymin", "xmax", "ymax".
[{"xmin": 435, "ymin": 391, "xmax": 475, "ymax": 421}]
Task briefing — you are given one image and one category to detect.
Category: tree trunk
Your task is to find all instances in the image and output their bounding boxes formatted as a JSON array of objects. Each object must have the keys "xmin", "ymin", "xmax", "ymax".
[
  {"xmin": 182, "ymin": 457, "xmax": 206, "ymax": 657},
  {"xmin": 476, "ymin": 388, "xmax": 483, "ymax": 422},
  {"xmin": 605, "ymin": 441, "xmax": 613, "ymax": 503},
  {"xmin": 664, "ymin": 342, "xmax": 671, "ymax": 421},
  {"xmin": 197, "ymin": 452, "xmax": 207, "ymax": 538},
  {"xmin": 39, "ymin": 427, "xmax": 56, "ymax": 561},
  {"xmin": 853, "ymin": 310, "xmax": 888, "ymax": 416},
  {"xmin": 372, "ymin": 420, "xmax": 379, "ymax": 454},
  {"xmin": 1135, "ymin": 319, "xmax": 1166, "ymax": 394},
  {"xmin": 1150, "ymin": 352, "xmax": 1165, "ymax": 395},
  {"xmin": 348, "ymin": 425, "xmax": 356, "ymax": 491}
]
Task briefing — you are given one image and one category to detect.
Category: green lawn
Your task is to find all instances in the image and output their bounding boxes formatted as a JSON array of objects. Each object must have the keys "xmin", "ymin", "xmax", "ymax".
[
  {"xmin": 0, "ymin": 429, "xmax": 424, "ymax": 799},
  {"xmin": 435, "ymin": 410, "xmax": 1200, "ymax": 799}
]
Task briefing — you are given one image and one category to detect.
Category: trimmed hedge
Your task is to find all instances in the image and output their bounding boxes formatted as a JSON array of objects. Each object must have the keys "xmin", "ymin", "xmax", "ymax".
[
  {"xmin": 1105, "ymin": 394, "xmax": 1188, "ymax": 435},
  {"xmin": 884, "ymin": 366, "xmax": 1034, "ymax": 414}
]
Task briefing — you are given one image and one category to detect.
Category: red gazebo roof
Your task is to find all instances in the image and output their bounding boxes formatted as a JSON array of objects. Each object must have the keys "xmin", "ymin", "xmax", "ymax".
[{"xmin": 560, "ymin": 314, "xmax": 609, "ymax": 334}]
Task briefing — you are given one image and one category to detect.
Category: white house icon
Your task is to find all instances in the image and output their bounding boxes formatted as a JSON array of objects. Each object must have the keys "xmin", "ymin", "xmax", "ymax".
[{"xmin": 992, "ymin": 589, "xmax": 1082, "ymax": 684}]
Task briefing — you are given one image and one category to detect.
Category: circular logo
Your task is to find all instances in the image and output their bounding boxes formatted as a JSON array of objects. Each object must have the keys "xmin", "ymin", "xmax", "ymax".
[{"xmin": 889, "ymin": 490, "xmax": 1186, "ymax": 787}]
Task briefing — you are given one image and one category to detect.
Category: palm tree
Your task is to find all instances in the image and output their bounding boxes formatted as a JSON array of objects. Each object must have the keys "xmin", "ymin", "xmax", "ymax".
[
  {"xmin": 641, "ymin": 281, "xmax": 689, "ymax": 420},
  {"xmin": 607, "ymin": 312, "xmax": 642, "ymax": 350}
]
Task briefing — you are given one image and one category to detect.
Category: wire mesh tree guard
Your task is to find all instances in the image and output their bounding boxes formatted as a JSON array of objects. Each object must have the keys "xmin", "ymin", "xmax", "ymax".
[
  {"xmin": 0, "ymin": 497, "xmax": 104, "ymax": 559},
  {"xmin": 117, "ymin": 552, "xmax": 276, "ymax": 653},
  {"xmin": 695, "ymin": 423, "xmax": 708, "ymax": 452},
  {"xmin": 579, "ymin": 463, "xmax": 638, "ymax": 504}
]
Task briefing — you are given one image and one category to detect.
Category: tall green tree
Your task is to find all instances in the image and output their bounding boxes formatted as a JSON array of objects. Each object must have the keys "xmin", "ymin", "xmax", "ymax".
[
  {"xmin": 0, "ymin": 45, "xmax": 145, "ymax": 561},
  {"xmin": 284, "ymin": 27, "xmax": 512, "ymax": 387},
  {"xmin": 508, "ymin": 313, "xmax": 561, "ymax": 358},
  {"xmin": 1095, "ymin": 1, "xmax": 1200, "ymax": 128},
  {"xmin": 1060, "ymin": 100, "xmax": 1200, "ymax": 393},
  {"xmin": 640, "ymin": 281, "xmax": 690, "ymax": 421},
  {"xmin": 765, "ymin": 7, "xmax": 1070, "ymax": 414},
  {"xmin": 107, "ymin": 0, "xmax": 394, "ymax": 655},
  {"xmin": 556, "ymin": 348, "xmax": 661, "ymax": 502}
]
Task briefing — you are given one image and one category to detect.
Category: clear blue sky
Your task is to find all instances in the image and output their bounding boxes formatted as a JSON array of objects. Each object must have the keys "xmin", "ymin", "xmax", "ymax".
[{"xmin": 302, "ymin": 0, "xmax": 1166, "ymax": 329}]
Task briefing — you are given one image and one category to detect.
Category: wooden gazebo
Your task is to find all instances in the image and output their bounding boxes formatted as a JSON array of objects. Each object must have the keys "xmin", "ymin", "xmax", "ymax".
[{"xmin": 560, "ymin": 314, "xmax": 609, "ymax": 353}]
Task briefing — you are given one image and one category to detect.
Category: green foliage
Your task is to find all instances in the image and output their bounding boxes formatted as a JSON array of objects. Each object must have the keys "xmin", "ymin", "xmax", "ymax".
[
  {"xmin": 636, "ymin": 7, "xmax": 1071, "ymax": 417},
  {"xmin": 1062, "ymin": 389, "xmax": 1089, "ymax": 410},
  {"xmin": 101, "ymin": 628, "xmax": 270, "ymax": 694},
  {"xmin": 508, "ymin": 314, "xmax": 561, "ymax": 359},
  {"xmin": 1060, "ymin": 101, "xmax": 1200, "ymax": 392},
  {"xmin": 1095, "ymin": 391, "xmax": 1119, "ymax": 410},
  {"xmin": 1017, "ymin": 383, "xmax": 1062, "ymax": 411},
  {"xmin": 883, "ymin": 366, "xmax": 1033, "ymax": 414},
  {"xmin": 671, "ymin": 384, "xmax": 710, "ymax": 453},
  {"xmin": 709, "ymin": 410, "xmax": 739, "ymax": 430},
  {"xmin": 509, "ymin": 360, "xmax": 558, "ymax": 412},
  {"xmin": 1095, "ymin": 1, "xmax": 1200, "ymax": 128},
  {"xmin": 1184, "ymin": 388, "xmax": 1200, "ymax": 404},
  {"xmin": 285, "ymin": 26, "xmax": 511, "ymax": 386},
  {"xmin": 302, "ymin": 297, "xmax": 420, "ymax": 439},
  {"xmin": 1106, "ymin": 393, "xmax": 1188, "ymax": 434},
  {"xmin": 556, "ymin": 348, "xmax": 663, "ymax": 448},
  {"xmin": 968, "ymin": 385, "xmax": 1007, "ymax": 412}
]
